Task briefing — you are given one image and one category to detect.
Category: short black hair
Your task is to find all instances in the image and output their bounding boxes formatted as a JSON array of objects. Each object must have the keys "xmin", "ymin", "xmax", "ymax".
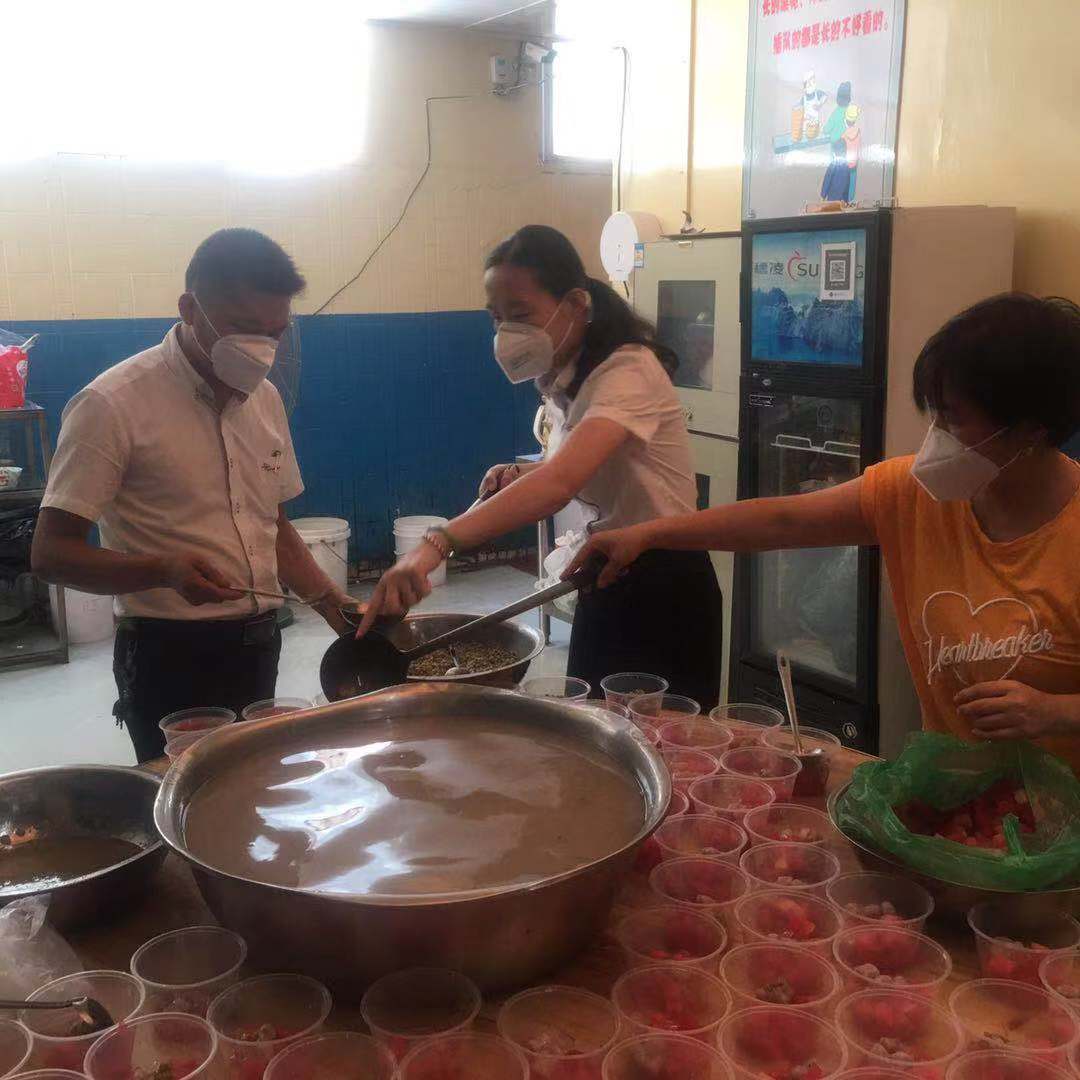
[
  {"xmin": 912, "ymin": 292, "xmax": 1080, "ymax": 446},
  {"xmin": 185, "ymin": 228, "xmax": 306, "ymax": 302}
]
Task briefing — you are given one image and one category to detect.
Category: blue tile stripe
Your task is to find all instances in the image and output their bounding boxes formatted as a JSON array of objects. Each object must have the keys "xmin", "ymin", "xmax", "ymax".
[{"xmin": 14, "ymin": 312, "xmax": 540, "ymax": 560}]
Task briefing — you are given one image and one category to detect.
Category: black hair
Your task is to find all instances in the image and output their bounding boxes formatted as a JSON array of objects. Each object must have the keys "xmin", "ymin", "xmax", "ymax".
[
  {"xmin": 484, "ymin": 224, "xmax": 677, "ymax": 398},
  {"xmin": 912, "ymin": 292, "xmax": 1080, "ymax": 447},
  {"xmin": 837, "ymin": 81, "xmax": 852, "ymax": 107},
  {"xmin": 185, "ymin": 228, "xmax": 306, "ymax": 302}
]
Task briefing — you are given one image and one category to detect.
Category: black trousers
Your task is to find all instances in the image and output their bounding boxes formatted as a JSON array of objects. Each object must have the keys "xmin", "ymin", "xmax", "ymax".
[
  {"xmin": 113, "ymin": 612, "xmax": 282, "ymax": 763},
  {"xmin": 568, "ymin": 549, "xmax": 724, "ymax": 711}
]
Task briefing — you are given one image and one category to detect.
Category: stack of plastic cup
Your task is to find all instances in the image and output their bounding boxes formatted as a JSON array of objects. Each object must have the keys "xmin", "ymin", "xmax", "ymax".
[
  {"xmin": 497, "ymin": 985, "xmax": 621, "ymax": 1077},
  {"xmin": 130, "ymin": 925, "xmax": 247, "ymax": 1016},
  {"xmin": 83, "ymin": 1014, "xmax": 217, "ymax": 1080}
]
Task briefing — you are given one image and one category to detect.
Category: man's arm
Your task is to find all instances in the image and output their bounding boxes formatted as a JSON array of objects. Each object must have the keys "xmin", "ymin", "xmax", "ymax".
[
  {"xmin": 32, "ymin": 508, "xmax": 242, "ymax": 605},
  {"xmin": 275, "ymin": 509, "xmax": 355, "ymax": 634}
]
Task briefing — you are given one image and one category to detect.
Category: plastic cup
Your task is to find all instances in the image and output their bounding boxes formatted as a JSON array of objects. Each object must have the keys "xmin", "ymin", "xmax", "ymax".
[
  {"xmin": 833, "ymin": 924, "xmax": 953, "ymax": 998},
  {"xmin": 0, "ymin": 1017, "xmax": 31, "ymax": 1079},
  {"xmin": 208, "ymin": 973, "xmax": 332, "ymax": 1078},
  {"xmin": 601, "ymin": 673, "xmax": 669, "ymax": 715},
  {"xmin": 663, "ymin": 749, "xmax": 720, "ymax": 794},
  {"xmin": 687, "ymin": 775, "xmax": 775, "ymax": 823},
  {"xmin": 666, "ymin": 789, "xmax": 690, "ymax": 819},
  {"xmin": 1040, "ymin": 951, "xmax": 1080, "ymax": 1011},
  {"xmin": 717, "ymin": 1005, "xmax": 847, "ymax": 1080},
  {"xmin": 519, "ymin": 676, "xmax": 592, "ymax": 702},
  {"xmin": 159, "ymin": 706, "xmax": 236, "ymax": 742},
  {"xmin": 838, "ymin": 988, "xmax": 965, "ymax": 1074},
  {"xmin": 23, "ymin": 971, "xmax": 146, "ymax": 1072},
  {"xmin": 9, "ymin": 1073, "xmax": 91, "ymax": 1079},
  {"xmin": 634, "ymin": 695, "xmax": 701, "ymax": 729},
  {"xmin": 164, "ymin": 729, "xmax": 211, "ymax": 762},
  {"xmin": 657, "ymin": 717, "xmax": 734, "ymax": 757},
  {"xmin": 240, "ymin": 697, "xmax": 313, "ymax": 722},
  {"xmin": 84, "ymin": 1013, "xmax": 217, "ymax": 1080},
  {"xmin": 718, "ymin": 747, "xmax": 802, "ymax": 801},
  {"xmin": 611, "ymin": 964, "xmax": 729, "ymax": 1042},
  {"xmin": 708, "ymin": 704, "xmax": 786, "ymax": 749},
  {"xmin": 130, "ymin": 925, "xmax": 248, "ymax": 1016},
  {"xmin": 654, "ymin": 815, "xmax": 747, "ymax": 865},
  {"xmin": 649, "ymin": 857, "xmax": 750, "ymax": 936},
  {"xmin": 595, "ymin": 701, "xmax": 632, "ymax": 721},
  {"xmin": 496, "ymin": 985, "xmax": 620, "ymax": 1077},
  {"xmin": 826, "ymin": 872, "xmax": 935, "ymax": 931},
  {"xmin": 718, "ymin": 941, "xmax": 840, "ymax": 1015},
  {"xmin": 733, "ymin": 888, "xmax": 843, "ymax": 957},
  {"xmin": 398, "ymin": 1034, "xmax": 527, "ymax": 1080},
  {"xmin": 742, "ymin": 803, "xmax": 833, "ymax": 847},
  {"xmin": 968, "ymin": 902, "xmax": 1080, "ymax": 985},
  {"xmin": 636, "ymin": 721, "xmax": 662, "ymax": 748},
  {"xmin": 616, "ymin": 906, "xmax": 728, "ymax": 972},
  {"xmin": 602, "ymin": 1032, "xmax": 729, "ymax": 1079},
  {"xmin": 945, "ymin": 1050, "xmax": 1074, "ymax": 1080},
  {"xmin": 739, "ymin": 841, "xmax": 841, "ymax": 896},
  {"xmin": 263, "ymin": 1031, "xmax": 396, "ymax": 1080},
  {"xmin": 836, "ymin": 1070, "xmax": 914, "ymax": 1080},
  {"xmin": 763, "ymin": 725, "xmax": 842, "ymax": 798},
  {"xmin": 948, "ymin": 980, "xmax": 1079, "ymax": 1064},
  {"xmin": 360, "ymin": 967, "xmax": 481, "ymax": 1062}
]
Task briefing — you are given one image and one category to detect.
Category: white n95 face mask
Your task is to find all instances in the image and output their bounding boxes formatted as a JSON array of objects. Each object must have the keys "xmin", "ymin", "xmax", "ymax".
[
  {"xmin": 909, "ymin": 422, "xmax": 1011, "ymax": 502},
  {"xmin": 492, "ymin": 299, "xmax": 574, "ymax": 384},
  {"xmin": 190, "ymin": 297, "xmax": 277, "ymax": 395}
]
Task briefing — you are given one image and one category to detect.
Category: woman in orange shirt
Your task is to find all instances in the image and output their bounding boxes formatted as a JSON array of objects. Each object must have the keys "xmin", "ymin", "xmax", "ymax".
[{"xmin": 572, "ymin": 294, "xmax": 1080, "ymax": 768}]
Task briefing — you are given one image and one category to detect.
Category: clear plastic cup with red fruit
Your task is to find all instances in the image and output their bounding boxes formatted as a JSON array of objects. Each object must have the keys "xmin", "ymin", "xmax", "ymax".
[
  {"xmin": 719, "ymin": 747, "xmax": 802, "ymax": 801},
  {"xmin": 833, "ymin": 924, "xmax": 953, "ymax": 998},
  {"xmin": 718, "ymin": 942, "xmax": 840, "ymax": 1015},
  {"xmin": 1040, "ymin": 951, "xmax": 1080, "ymax": 1012},
  {"xmin": 398, "ymin": 1034, "xmax": 528, "ymax": 1080},
  {"xmin": 663, "ymin": 748, "xmax": 720, "ymax": 794},
  {"xmin": 616, "ymin": 906, "xmax": 728, "ymax": 972},
  {"xmin": 948, "ymin": 980, "xmax": 1079, "ymax": 1066},
  {"xmin": 945, "ymin": 1050, "xmax": 1074, "ymax": 1080},
  {"xmin": 658, "ymin": 716, "xmax": 733, "ymax": 757},
  {"xmin": 837, "ymin": 987, "xmax": 965, "ymax": 1077},
  {"xmin": 716, "ymin": 1005, "xmax": 847, "ymax": 1080},
  {"xmin": 649, "ymin": 857, "xmax": 751, "ymax": 938},
  {"xmin": 968, "ymin": 902, "xmax": 1080, "ymax": 985},
  {"xmin": 742, "ymin": 803, "xmax": 833, "ymax": 847},
  {"xmin": 826, "ymin": 872, "xmax": 935, "ymax": 932},
  {"xmin": 708, "ymin": 704, "xmax": 786, "ymax": 749},
  {"xmin": 654, "ymin": 814, "xmax": 747, "ymax": 866},
  {"xmin": 732, "ymin": 888, "xmax": 843, "ymax": 958},
  {"xmin": 611, "ymin": 964, "xmax": 729, "ymax": 1042},
  {"xmin": 687, "ymin": 775, "xmax": 776, "ymax": 824},
  {"xmin": 739, "ymin": 841, "xmax": 841, "ymax": 896},
  {"xmin": 601, "ymin": 1033, "xmax": 730, "ymax": 1080}
]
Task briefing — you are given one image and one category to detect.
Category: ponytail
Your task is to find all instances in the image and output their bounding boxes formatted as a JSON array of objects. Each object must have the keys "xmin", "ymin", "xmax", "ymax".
[{"xmin": 485, "ymin": 225, "xmax": 679, "ymax": 400}]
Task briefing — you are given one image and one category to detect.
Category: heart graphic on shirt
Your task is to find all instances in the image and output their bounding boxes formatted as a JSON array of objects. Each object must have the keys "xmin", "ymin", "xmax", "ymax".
[{"xmin": 921, "ymin": 590, "xmax": 1050, "ymax": 687}]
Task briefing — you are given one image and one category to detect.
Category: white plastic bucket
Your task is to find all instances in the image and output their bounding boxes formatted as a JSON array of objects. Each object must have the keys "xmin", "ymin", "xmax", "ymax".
[
  {"xmin": 291, "ymin": 517, "xmax": 350, "ymax": 595},
  {"xmin": 49, "ymin": 585, "xmax": 114, "ymax": 645},
  {"xmin": 393, "ymin": 515, "xmax": 448, "ymax": 588}
]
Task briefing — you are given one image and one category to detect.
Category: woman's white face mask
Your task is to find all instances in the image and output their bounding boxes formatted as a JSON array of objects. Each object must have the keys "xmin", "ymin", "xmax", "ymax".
[
  {"xmin": 910, "ymin": 420, "xmax": 1022, "ymax": 501},
  {"xmin": 189, "ymin": 297, "xmax": 278, "ymax": 395},
  {"xmin": 492, "ymin": 298, "xmax": 576, "ymax": 384}
]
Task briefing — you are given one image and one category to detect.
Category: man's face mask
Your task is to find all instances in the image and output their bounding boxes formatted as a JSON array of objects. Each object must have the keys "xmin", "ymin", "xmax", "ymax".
[{"xmin": 189, "ymin": 297, "xmax": 277, "ymax": 395}]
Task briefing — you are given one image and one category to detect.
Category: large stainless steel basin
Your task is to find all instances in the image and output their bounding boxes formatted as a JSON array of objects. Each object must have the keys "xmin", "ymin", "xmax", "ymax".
[{"xmin": 155, "ymin": 684, "xmax": 668, "ymax": 997}]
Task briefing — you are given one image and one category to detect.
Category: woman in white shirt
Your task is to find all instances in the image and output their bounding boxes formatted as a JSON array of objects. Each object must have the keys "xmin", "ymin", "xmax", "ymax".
[{"xmin": 357, "ymin": 226, "xmax": 724, "ymax": 706}]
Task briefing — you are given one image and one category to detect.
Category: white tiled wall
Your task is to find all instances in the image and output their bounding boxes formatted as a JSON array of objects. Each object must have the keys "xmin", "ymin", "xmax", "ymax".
[{"xmin": 0, "ymin": 24, "xmax": 610, "ymax": 321}]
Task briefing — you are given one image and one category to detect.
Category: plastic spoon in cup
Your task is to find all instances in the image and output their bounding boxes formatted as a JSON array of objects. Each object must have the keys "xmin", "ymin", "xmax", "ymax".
[
  {"xmin": 1, "ymin": 995, "xmax": 114, "ymax": 1034},
  {"xmin": 776, "ymin": 651, "xmax": 804, "ymax": 756}
]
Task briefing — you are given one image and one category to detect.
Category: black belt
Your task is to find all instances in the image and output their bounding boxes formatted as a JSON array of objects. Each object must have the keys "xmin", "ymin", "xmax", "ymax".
[{"xmin": 116, "ymin": 610, "xmax": 278, "ymax": 647}]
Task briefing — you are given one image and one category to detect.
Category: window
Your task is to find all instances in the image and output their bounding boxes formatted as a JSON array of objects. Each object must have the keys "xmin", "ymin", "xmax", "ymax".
[
  {"xmin": 542, "ymin": 41, "xmax": 620, "ymax": 171},
  {"xmin": 3, "ymin": 0, "xmax": 370, "ymax": 175}
]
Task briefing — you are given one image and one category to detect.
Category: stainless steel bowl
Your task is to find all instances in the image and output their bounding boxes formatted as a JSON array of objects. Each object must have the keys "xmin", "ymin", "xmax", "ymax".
[
  {"xmin": 828, "ymin": 782, "xmax": 1080, "ymax": 921},
  {"xmin": 0, "ymin": 765, "xmax": 164, "ymax": 928},
  {"xmin": 390, "ymin": 613, "xmax": 545, "ymax": 686},
  {"xmin": 155, "ymin": 684, "xmax": 669, "ymax": 997}
]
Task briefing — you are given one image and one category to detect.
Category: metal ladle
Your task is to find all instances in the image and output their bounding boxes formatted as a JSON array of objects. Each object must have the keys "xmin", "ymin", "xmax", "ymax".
[
  {"xmin": 776, "ymin": 650, "xmax": 805, "ymax": 755},
  {"xmin": 0, "ymin": 995, "xmax": 114, "ymax": 1035},
  {"xmin": 319, "ymin": 560, "xmax": 600, "ymax": 701}
]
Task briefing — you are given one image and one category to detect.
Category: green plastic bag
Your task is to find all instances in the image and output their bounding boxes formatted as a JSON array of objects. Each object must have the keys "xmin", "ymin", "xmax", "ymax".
[{"xmin": 836, "ymin": 732, "xmax": 1080, "ymax": 891}]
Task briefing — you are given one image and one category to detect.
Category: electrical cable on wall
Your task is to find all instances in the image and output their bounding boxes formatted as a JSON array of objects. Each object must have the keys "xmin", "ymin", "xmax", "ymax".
[{"xmin": 614, "ymin": 45, "xmax": 630, "ymax": 213}]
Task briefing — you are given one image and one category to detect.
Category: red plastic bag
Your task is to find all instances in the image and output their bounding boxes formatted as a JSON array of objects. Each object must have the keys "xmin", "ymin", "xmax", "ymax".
[{"xmin": 0, "ymin": 345, "xmax": 28, "ymax": 408}]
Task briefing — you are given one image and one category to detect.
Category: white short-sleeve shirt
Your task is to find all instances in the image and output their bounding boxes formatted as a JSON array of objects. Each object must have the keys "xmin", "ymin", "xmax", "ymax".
[
  {"xmin": 537, "ymin": 344, "xmax": 697, "ymax": 532},
  {"xmin": 42, "ymin": 325, "xmax": 304, "ymax": 620}
]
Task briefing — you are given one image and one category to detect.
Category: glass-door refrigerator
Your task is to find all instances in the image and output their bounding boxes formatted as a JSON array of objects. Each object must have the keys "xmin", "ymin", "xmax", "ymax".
[{"xmin": 732, "ymin": 207, "xmax": 1016, "ymax": 754}]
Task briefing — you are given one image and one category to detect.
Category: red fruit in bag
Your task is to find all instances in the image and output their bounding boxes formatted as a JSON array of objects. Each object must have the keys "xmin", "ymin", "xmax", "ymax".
[{"xmin": 0, "ymin": 345, "xmax": 28, "ymax": 408}]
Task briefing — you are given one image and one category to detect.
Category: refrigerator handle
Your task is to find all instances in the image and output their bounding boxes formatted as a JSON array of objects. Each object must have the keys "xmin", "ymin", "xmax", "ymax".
[{"xmin": 738, "ymin": 268, "xmax": 747, "ymax": 325}]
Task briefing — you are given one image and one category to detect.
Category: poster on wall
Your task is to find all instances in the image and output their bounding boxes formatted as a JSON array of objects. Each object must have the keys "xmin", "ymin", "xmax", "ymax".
[{"xmin": 742, "ymin": 0, "xmax": 906, "ymax": 221}]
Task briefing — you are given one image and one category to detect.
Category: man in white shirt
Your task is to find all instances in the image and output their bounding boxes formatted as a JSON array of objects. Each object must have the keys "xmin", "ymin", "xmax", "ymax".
[{"xmin": 32, "ymin": 228, "xmax": 353, "ymax": 762}]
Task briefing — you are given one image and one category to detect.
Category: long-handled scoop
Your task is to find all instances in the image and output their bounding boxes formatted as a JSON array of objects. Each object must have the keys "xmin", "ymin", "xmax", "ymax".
[
  {"xmin": 0, "ymin": 995, "xmax": 114, "ymax": 1035},
  {"xmin": 320, "ymin": 561, "xmax": 599, "ymax": 701},
  {"xmin": 776, "ymin": 650, "xmax": 804, "ymax": 755}
]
